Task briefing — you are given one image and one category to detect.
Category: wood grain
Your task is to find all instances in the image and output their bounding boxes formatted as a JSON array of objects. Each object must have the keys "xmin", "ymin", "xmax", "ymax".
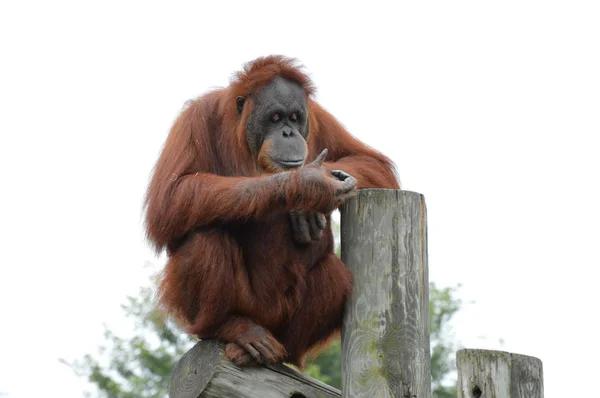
[
  {"xmin": 457, "ymin": 349, "xmax": 544, "ymax": 398},
  {"xmin": 170, "ymin": 340, "xmax": 341, "ymax": 398},
  {"xmin": 340, "ymin": 189, "xmax": 431, "ymax": 398}
]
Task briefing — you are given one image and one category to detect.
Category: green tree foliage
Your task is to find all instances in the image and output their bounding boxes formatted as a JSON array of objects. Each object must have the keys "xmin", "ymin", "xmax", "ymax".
[
  {"xmin": 64, "ymin": 282, "xmax": 461, "ymax": 397},
  {"xmin": 61, "ymin": 287, "xmax": 195, "ymax": 398},
  {"xmin": 304, "ymin": 340, "xmax": 342, "ymax": 388},
  {"xmin": 429, "ymin": 284, "xmax": 461, "ymax": 397}
]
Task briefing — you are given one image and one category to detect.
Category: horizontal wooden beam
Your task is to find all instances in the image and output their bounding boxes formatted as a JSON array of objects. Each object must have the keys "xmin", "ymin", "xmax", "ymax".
[{"xmin": 170, "ymin": 340, "xmax": 341, "ymax": 398}]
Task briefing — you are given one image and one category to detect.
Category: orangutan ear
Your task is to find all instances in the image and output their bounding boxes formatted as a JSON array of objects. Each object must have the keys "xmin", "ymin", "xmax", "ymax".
[{"xmin": 236, "ymin": 96, "xmax": 245, "ymax": 114}]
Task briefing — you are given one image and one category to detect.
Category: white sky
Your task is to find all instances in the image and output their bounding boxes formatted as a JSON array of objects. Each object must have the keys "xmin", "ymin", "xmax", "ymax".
[{"xmin": 1, "ymin": 1, "xmax": 599, "ymax": 397}]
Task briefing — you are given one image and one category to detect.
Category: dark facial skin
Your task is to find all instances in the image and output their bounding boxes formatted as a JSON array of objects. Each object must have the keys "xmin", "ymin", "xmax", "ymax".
[
  {"xmin": 239, "ymin": 78, "xmax": 357, "ymax": 246},
  {"xmin": 243, "ymin": 77, "xmax": 309, "ymax": 172}
]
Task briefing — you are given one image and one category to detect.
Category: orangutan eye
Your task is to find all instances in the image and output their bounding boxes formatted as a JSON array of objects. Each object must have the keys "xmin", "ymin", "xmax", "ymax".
[
  {"xmin": 290, "ymin": 113, "xmax": 298, "ymax": 122},
  {"xmin": 272, "ymin": 113, "xmax": 280, "ymax": 122}
]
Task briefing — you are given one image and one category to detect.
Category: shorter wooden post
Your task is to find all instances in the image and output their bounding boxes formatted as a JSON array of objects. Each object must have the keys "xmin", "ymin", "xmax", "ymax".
[
  {"xmin": 170, "ymin": 340, "xmax": 340, "ymax": 398},
  {"xmin": 457, "ymin": 349, "xmax": 544, "ymax": 398}
]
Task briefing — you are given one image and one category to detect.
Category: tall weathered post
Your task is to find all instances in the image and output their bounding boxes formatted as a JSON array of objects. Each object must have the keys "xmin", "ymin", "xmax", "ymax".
[
  {"xmin": 340, "ymin": 189, "xmax": 431, "ymax": 397},
  {"xmin": 457, "ymin": 349, "xmax": 544, "ymax": 398}
]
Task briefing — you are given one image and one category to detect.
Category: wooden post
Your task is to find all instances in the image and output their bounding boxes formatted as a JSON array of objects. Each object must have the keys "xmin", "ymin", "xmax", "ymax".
[
  {"xmin": 340, "ymin": 189, "xmax": 431, "ymax": 397},
  {"xmin": 456, "ymin": 349, "xmax": 544, "ymax": 398},
  {"xmin": 170, "ymin": 340, "xmax": 341, "ymax": 398}
]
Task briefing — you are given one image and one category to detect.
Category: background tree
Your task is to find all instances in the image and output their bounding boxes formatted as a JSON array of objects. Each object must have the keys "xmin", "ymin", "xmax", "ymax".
[
  {"xmin": 428, "ymin": 283, "xmax": 461, "ymax": 397},
  {"xmin": 62, "ymin": 286, "xmax": 195, "ymax": 398}
]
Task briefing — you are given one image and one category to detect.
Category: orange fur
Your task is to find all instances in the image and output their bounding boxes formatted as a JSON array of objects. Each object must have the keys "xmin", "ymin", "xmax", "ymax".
[{"xmin": 144, "ymin": 55, "xmax": 400, "ymax": 367}]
